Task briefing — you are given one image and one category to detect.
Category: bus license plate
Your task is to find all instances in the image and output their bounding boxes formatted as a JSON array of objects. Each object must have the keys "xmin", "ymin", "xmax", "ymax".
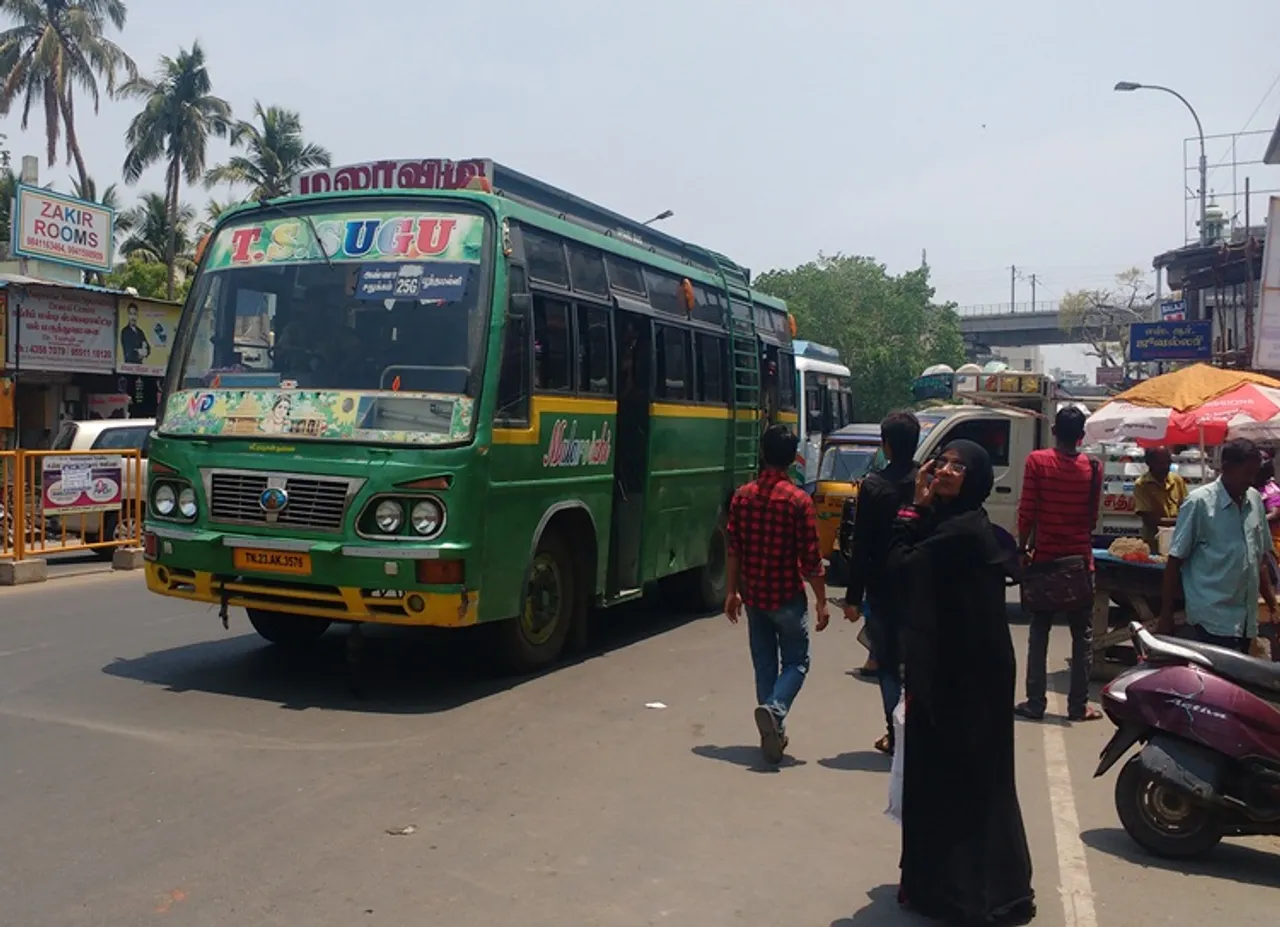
[{"xmin": 233, "ymin": 548, "xmax": 312, "ymax": 576}]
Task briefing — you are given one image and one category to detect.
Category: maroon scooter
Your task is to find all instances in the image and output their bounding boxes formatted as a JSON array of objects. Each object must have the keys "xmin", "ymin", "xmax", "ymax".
[{"xmin": 1095, "ymin": 623, "xmax": 1280, "ymax": 859}]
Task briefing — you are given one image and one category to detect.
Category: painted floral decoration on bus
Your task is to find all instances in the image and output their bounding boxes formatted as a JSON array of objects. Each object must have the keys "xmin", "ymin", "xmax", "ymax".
[{"xmin": 161, "ymin": 389, "xmax": 474, "ymax": 445}]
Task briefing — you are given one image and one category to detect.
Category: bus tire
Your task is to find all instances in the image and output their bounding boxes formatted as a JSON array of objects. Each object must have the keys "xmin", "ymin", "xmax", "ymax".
[
  {"xmin": 500, "ymin": 529, "xmax": 576, "ymax": 674},
  {"xmin": 660, "ymin": 524, "xmax": 728, "ymax": 613},
  {"xmin": 246, "ymin": 609, "xmax": 331, "ymax": 647}
]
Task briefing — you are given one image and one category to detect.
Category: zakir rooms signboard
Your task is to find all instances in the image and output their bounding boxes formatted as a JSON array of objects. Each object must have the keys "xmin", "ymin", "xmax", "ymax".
[{"xmin": 11, "ymin": 184, "xmax": 114, "ymax": 273}]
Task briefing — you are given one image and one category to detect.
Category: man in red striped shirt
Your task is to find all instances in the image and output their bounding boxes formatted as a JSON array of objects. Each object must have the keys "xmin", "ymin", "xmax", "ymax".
[{"xmin": 1014, "ymin": 407, "xmax": 1104, "ymax": 722}]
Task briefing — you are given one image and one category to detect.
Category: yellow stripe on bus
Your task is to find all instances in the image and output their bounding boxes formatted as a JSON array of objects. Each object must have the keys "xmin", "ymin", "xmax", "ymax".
[
  {"xmin": 650, "ymin": 402, "xmax": 732, "ymax": 420},
  {"xmin": 492, "ymin": 395, "xmax": 618, "ymax": 446}
]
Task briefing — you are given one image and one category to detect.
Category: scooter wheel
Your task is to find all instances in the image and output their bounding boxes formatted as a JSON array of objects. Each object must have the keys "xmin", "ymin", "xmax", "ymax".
[{"xmin": 1115, "ymin": 756, "xmax": 1223, "ymax": 859}]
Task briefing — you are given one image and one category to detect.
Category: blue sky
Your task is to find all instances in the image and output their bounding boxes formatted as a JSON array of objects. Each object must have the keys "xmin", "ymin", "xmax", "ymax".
[{"xmin": 5, "ymin": 0, "xmax": 1280, "ymax": 373}]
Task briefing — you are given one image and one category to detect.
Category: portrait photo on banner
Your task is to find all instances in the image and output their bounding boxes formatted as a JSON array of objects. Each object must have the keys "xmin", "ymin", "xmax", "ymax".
[{"xmin": 116, "ymin": 298, "xmax": 181, "ymax": 377}]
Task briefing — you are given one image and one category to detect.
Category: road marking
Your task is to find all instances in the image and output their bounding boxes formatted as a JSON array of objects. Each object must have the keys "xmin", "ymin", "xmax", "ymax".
[{"xmin": 1043, "ymin": 689, "xmax": 1098, "ymax": 927}]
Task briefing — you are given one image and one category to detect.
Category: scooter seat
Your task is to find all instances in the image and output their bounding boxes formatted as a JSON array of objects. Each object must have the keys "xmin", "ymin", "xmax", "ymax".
[{"xmin": 1155, "ymin": 635, "xmax": 1280, "ymax": 700}]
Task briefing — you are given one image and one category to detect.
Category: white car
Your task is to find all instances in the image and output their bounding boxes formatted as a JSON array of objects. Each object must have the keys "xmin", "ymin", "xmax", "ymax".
[{"xmin": 48, "ymin": 418, "xmax": 153, "ymax": 559}]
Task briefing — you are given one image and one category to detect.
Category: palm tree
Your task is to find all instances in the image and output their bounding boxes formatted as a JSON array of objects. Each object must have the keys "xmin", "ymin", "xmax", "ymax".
[
  {"xmin": 0, "ymin": 0, "xmax": 135, "ymax": 193},
  {"xmin": 198, "ymin": 194, "xmax": 238, "ymax": 236},
  {"xmin": 120, "ymin": 40, "xmax": 229, "ymax": 298},
  {"xmin": 119, "ymin": 190, "xmax": 195, "ymax": 272},
  {"xmin": 206, "ymin": 101, "xmax": 330, "ymax": 200}
]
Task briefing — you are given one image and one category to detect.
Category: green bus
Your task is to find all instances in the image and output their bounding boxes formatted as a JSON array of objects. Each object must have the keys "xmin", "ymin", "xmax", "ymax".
[{"xmin": 143, "ymin": 158, "xmax": 799, "ymax": 671}]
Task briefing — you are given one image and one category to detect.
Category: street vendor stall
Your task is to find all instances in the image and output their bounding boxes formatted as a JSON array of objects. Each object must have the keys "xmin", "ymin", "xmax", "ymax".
[
  {"xmin": 1091, "ymin": 546, "xmax": 1179, "ymax": 670},
  {"xmin": 1082, "ymin": 364, "xmax": 1280, "ymax": 673}
]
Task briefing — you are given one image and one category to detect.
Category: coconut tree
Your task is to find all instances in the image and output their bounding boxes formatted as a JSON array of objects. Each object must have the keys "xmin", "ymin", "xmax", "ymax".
[
  {"xmin": 120, "ymin": 40, "xmax": 229, "ymax": 298},
  {"xmin": 119, "ymin": 190, "xmax": 195, "ymax": 273},
  {"xmin": 0, "ymin": 0, "xmax": 135, "ymax": 192},
  {"xmin": 205, "ymin": 101, "xmax": 330, "ymax": 200}
]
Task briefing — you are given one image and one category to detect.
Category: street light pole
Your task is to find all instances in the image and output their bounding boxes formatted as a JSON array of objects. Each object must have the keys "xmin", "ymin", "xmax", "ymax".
[
  {"xmin": 1114, "ymin": 81, "xmax": 1209, "ymax": 245},
  {"xmin": 642, "ymin": 210, "xmax": 674, "ymax": 226}
]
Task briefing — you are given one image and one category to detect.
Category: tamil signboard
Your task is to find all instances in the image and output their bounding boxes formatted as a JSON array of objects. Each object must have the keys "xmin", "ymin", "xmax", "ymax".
[
  {"xmin": 1128, "ymin": 320, "xmax": 1213, "ymax": 362},
  {"xmin": 1255, "ymin": 196, "xmax": 1280, "ymax": 370},
  {"xmin": 16, "ymin": 290, "xmax": 117, "ymax": 373},
  {"xmin": 41, "ymin": 454, "xmax": 123, "ymax": 515},
  {"xmin": 292, "ymin": 158, "xmax": 492, "ymax": 196},
  {"xmin": 10, "ymin": 184, "xmax": 114, "ymax": 273},
  {"xmin": 116, "ymin": 298, "xmax": 181, "ymax": 376}
]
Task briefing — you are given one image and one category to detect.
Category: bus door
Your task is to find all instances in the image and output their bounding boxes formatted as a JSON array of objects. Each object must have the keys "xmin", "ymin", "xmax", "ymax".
[{"xmin": 608, "ymin": 310, "xmax": 652, "ymax": 594}]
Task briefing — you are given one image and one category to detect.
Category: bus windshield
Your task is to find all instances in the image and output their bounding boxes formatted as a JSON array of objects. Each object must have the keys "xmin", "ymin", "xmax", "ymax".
[{"xmin": 161, "ymin": 202, "xmax": 490, "ymax": 445}]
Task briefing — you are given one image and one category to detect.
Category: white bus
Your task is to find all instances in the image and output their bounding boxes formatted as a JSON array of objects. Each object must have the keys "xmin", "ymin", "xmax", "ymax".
[{"xmin": 793, "ymin": 340, "xmax": 853, "ymax": 483}]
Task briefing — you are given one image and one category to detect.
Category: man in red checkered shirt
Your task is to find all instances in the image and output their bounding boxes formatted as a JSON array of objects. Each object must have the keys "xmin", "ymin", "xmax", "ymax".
[{"xmin": 725, "ymin": 425, "xmax": 829, "ymax": 764}]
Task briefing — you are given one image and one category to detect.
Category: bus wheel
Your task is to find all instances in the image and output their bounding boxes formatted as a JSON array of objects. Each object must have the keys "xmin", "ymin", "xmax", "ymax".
[
  {"xmin": 660, "ymin": 525, "xmax": 728, "ymax": 613},
  {"xmin": 246, "ymin": 609, "xmax": 331, "ymax": 647},
  {"xmin": 501, "ymin": 531, "xmax": 575, "ymax": 673}
]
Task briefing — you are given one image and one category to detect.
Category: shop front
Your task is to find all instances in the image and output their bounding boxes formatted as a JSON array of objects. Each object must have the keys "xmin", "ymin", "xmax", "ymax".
[{"xmin": 0, "ymin": 281, "xmax": 180, "ymax": 447}]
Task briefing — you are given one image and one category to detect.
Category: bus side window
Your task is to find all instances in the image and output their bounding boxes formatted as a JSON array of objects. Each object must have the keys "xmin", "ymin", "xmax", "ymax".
[
  {"xmin": 777, "ymin": 352, "xmax": 796, "ymax": 411},
  {"xmin": 532, "ymin": 295, "xmax": 573, "ymax": 392},
  {"xmin": 696, "ymin": 333, "xmax": 727, "ymax": 404},
  {"xmin": 577, "ymin": 305, "xmax": 613, "ymax": 396},
  {"xmin": 495, "ymin": 266, "xmax": 531, "ymax": 425},
  {"xmin": 655, "ymin": 324, "xmax": 690, "ymax": 400}
]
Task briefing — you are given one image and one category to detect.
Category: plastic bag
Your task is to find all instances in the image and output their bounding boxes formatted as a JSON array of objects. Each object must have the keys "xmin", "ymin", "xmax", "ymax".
[{"xmin": 885, "ymin": 691, "xmax": 906, "ymax": 825}]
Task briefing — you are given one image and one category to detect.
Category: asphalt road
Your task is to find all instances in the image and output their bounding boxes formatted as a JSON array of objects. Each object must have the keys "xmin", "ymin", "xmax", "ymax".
[{"xmin": 1, "ymin": 573, "xmax": 1277, "ymax": 927}]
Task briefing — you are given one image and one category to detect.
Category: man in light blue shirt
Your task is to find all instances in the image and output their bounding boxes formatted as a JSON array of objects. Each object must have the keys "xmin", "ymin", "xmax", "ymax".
[{"xmin": 1160, "ymin": 439, "xmax": 1277, "ymax": 653}]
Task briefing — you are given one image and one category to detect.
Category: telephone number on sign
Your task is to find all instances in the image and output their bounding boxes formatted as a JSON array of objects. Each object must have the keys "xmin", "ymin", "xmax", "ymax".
[{"xmin": 22, "ymin": 344, "xmax": 111, "ymax": 359}]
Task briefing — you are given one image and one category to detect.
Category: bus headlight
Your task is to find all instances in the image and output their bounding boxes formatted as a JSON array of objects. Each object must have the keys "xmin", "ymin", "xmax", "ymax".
[
  {"xmin": 177, "ymin": 487, "xmax": 198, "ymax": 519},
  {"xmin": 410, "ymin": 498, "xmax": 444, "ymax": 537},
  {"xmin": 153, "ymin": 484, "xmax": 176, "ymax": 517},
  {"xmin": 375, "ymin": 499, "xmax": 404, "ymax": 534}
]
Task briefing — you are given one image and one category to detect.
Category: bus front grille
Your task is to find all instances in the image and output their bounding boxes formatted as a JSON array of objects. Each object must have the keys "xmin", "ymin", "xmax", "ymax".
[{"xmin": 206, "ymin": 470, "xmax": 357, "ymax": 532}]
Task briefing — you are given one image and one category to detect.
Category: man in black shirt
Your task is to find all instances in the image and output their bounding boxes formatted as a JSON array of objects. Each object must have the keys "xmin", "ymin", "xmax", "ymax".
[
  {"xmin": 840, "ymin": 410, "xmax": 920, "ymax": 754},
  {"xmin": 119, "ymin": 302, "xmax": 151, "ymax": 367}
]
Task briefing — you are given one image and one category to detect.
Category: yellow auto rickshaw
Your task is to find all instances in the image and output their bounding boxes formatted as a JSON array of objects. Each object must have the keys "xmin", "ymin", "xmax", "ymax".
[{"xmin": 809, "ymin": 424, "xmax": 885, "ymax": 558}]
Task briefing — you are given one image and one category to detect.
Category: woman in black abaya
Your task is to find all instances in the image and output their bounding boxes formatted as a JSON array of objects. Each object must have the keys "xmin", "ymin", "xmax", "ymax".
[{"xmin": 886, "ymin": 439, "xmax": 1035, "ymax": 926}]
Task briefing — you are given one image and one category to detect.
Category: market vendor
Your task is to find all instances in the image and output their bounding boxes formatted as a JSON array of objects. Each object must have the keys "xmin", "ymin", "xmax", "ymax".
[{"xmin": 1133, "ymin": 446, "xmax": 1187, "ymax": 549}]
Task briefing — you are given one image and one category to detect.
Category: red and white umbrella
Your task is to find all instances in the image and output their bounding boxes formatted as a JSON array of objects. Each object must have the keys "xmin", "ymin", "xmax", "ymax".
[{"xmin": 1085, "ymin": 382, "xmax": 1280, "ymax": 446}]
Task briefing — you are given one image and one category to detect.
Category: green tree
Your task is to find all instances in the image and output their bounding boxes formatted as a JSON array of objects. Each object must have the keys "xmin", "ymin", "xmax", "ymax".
[
  {"xmin": 0, "ymin": 0, "xmax": 135, "ymax": 192},
  {"xmin": 119, "ymin": 190, "xmax": 195, "ymax": 272},
  {"xmin": 0, "ymin": 130, "xmax": 13, "ymax": 243},
  {"xmin": 120, "ymin": 40, "xmax": 230, "ymax": 299},
  {"xmin": 754, "ymin": 253, "xmax": 964, "ymax": 420},
  {"xmin": 1058, "ymin": 267, "xmax": 1153, "ymax": 371},
  {"xmin": 205, "ymin": 101, "xmax": 330, "ymax": 200},
  {"xmin": 104, "ymin": 252, "xmax": 190, "ymax": 300}
]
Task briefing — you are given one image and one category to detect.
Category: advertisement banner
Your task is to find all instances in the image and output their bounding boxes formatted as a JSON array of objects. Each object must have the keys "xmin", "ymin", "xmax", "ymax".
[
  {"xmin": 11, "ymin": 184, "xmax": 114, "ymax": 272},
  {"xmin": 1128, "ymin": 320, "xmax": 1213, "ymax": 362},
  {"xmin": 116, "ymin": 298, "xmax": 180, "ymax": 376},
  {"xmin": 41, "ymin": 454, "xmax": 123, "ymax": 515},
  {"xmin": 16, "ymin": 291, "xmax": 117, "ymax": 373},
  {"xmin": 1159, "ymin": 299, "xmax": 1186, "ymax": 321},
  {"xmin": 1255, "ymin": 197, "xmax": 1280, "ymax": 370},
  {"xmin": 201, "ymin": 211, "xmax": 485, "ymax": 271}
]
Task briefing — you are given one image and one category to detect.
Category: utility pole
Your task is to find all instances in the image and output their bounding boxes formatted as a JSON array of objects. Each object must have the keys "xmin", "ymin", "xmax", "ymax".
[
  {"xmin": 1010, "ymin": 265, "xmax": 1017, "ymax": 313},
  {"xmin": 1030, "ymin": 273, "xmax": 1038, "ymax": 312}
]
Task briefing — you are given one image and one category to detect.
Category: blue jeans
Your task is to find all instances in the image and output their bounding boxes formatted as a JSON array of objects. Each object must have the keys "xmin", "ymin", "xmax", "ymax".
[
  {"xmin": 865, "ymin": 595, "xmax": 903, "ymax": 741},
  {"xmin": 747, "ymin": 596, "xmax": 811, "ymax": 731}
]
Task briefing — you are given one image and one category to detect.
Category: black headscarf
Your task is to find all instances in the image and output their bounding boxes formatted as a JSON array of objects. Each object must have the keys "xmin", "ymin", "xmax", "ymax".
[
  {"xmin": 936, "ymin": 439, "xmax": 994, "ymax": 516},
  {"xmin": 929, "ymin": 438, "xmax": 1011, "ymax": 573}
]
